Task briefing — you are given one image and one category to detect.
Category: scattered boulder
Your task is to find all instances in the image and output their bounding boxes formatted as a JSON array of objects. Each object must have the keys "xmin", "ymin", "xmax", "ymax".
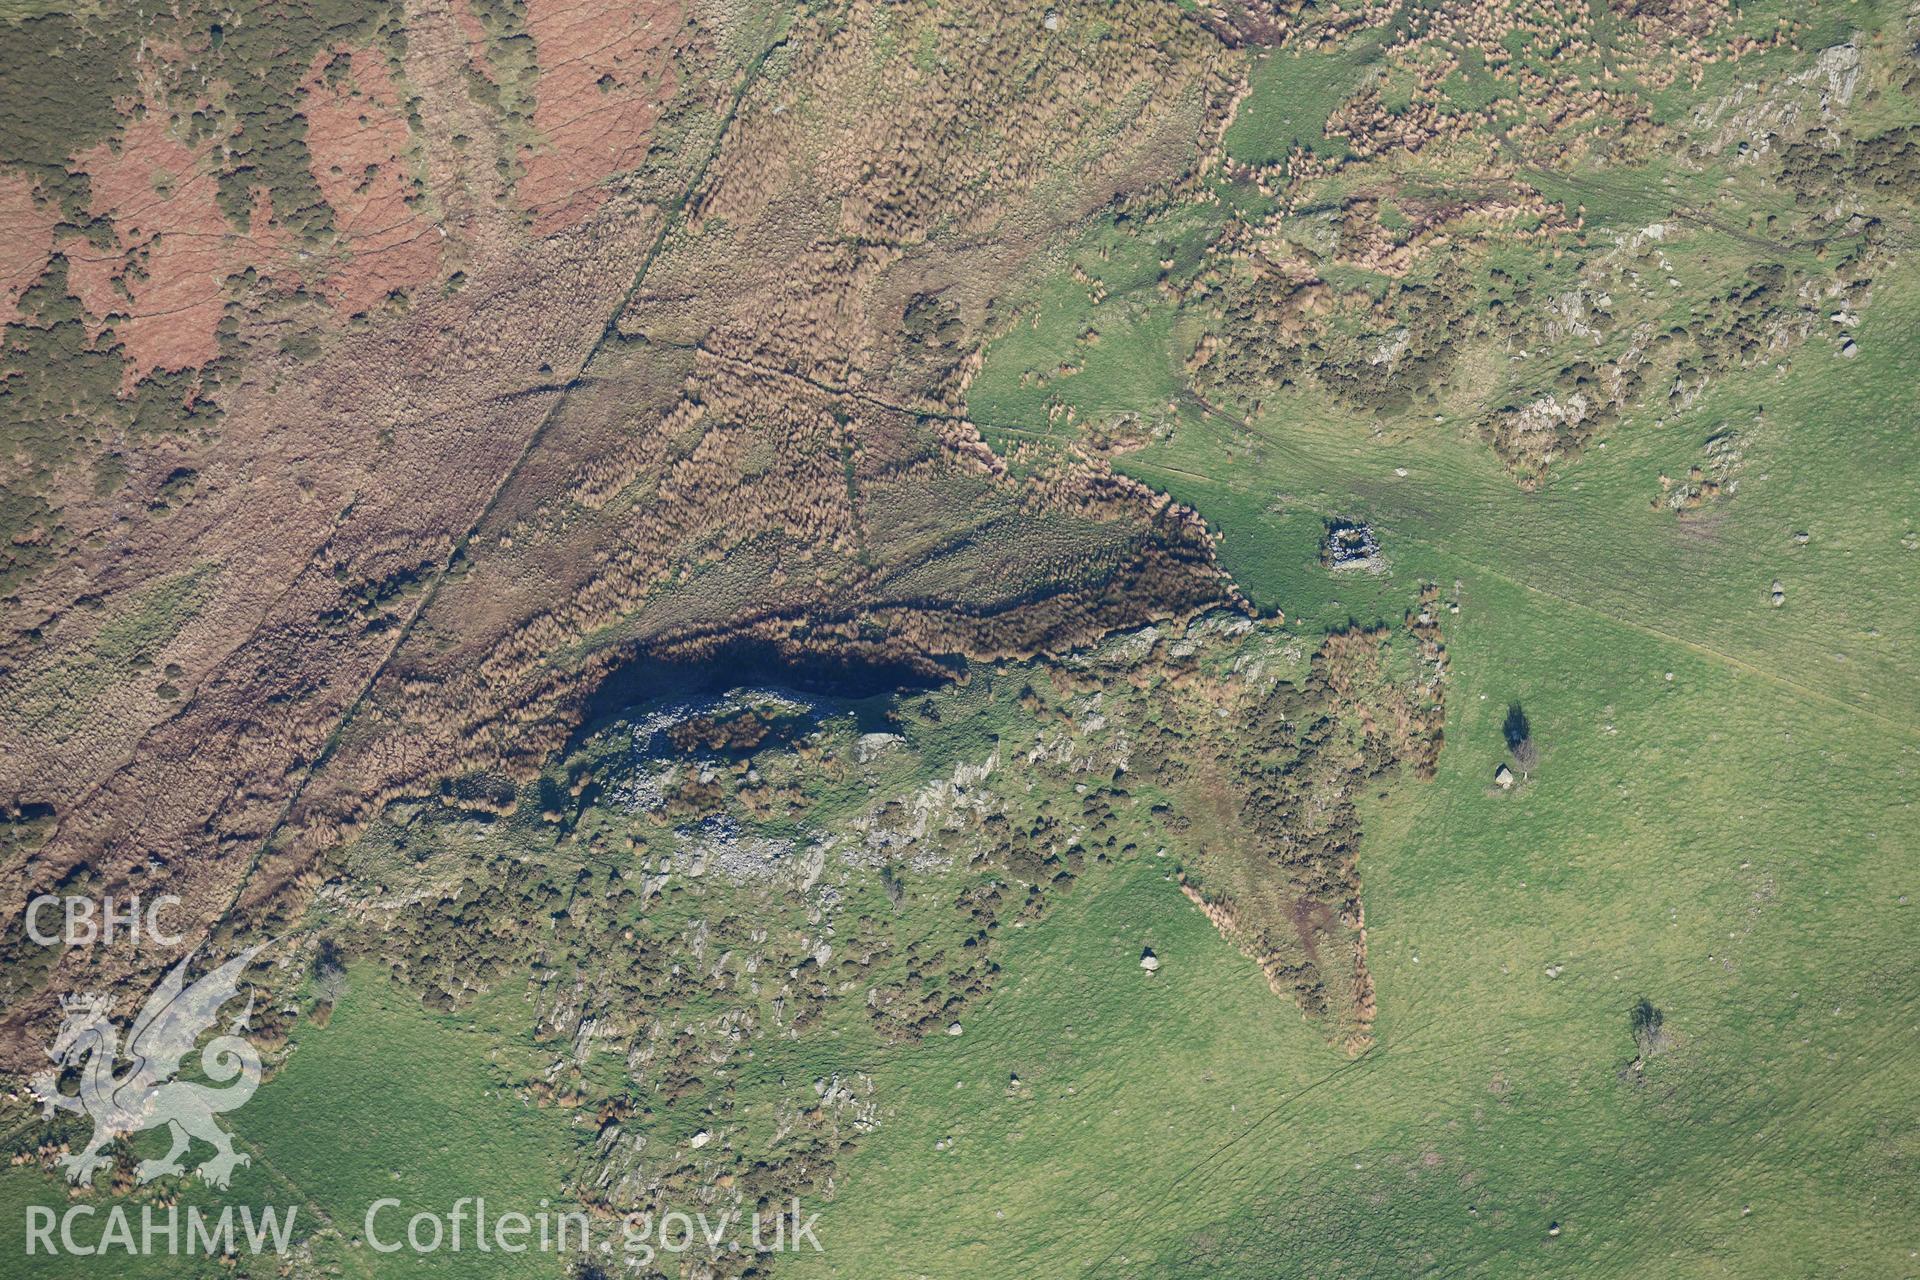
[
  {"xmin": 946, "ymin": 1022, "xmax": 964, "ymax": 1036},
  {"xmin": 1770, "ymin": 579, "xmax": 1785, "ymax": 607},
  {"xmin": 1140, "ymin": 946, "xmax": 1161, "ymax": 972},
  {"xmin": 1495, "ymin": 764, "xmax": 1515, "ymax": 790}
]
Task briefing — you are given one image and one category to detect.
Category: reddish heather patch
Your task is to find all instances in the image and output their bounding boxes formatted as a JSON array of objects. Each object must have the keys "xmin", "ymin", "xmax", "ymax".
[
  {"xmin": 66, "ymin": 113, "xmax": 247, "ymax": 384},
  {"xmin": 302, "ymin": 48, "xmax": 443, "ymax": 317},
  {"xmin": 519, "ymin": 0, "xmax": 681, "ymax": 235},
  {"xmin": 0, "ymin": 172, "xmax": 59, "ymax": 323}
]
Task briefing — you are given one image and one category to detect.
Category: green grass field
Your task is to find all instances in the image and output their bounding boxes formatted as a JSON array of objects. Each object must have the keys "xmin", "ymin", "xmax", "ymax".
[
  {"xmin": 910, "ymin": 209, "xmax": 1920, "ymax": 1280},
  {"xmin": 1223, "ymin": 40, "xmax": 1385, "ymax": 166},
  {"xmin": 790, "ymin": 562, "xmax": 1918, "ymax": 1275}
]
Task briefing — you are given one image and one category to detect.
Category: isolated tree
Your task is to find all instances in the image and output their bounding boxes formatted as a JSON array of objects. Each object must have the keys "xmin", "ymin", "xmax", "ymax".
[
  {"xmin": 1504, "ymin": 702, "xmax": 1538, "ymax": 776},
  {"xmin": 1502, "ymin": 701, "xmax": 1530, "ymax": 750},
  {"xmin": 1629, "ymin": 997, "xmax": 1664, "ymax": 1057}
]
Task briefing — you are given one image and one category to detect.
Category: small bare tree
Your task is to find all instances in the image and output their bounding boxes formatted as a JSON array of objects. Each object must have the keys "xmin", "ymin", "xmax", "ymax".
[
  {"xmin": 313, "ymin": 937, "xmax": 349, "ymax": 1005},
  {"xmin": 1504, "ymin": 702, "xmax": 1538, "ymax": 777}
]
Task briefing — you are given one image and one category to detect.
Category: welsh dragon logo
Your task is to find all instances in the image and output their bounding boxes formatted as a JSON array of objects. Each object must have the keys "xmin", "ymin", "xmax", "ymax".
[{"xmin": 31, "ymin": 944, "xmax": 268, "ymax": 1190}]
